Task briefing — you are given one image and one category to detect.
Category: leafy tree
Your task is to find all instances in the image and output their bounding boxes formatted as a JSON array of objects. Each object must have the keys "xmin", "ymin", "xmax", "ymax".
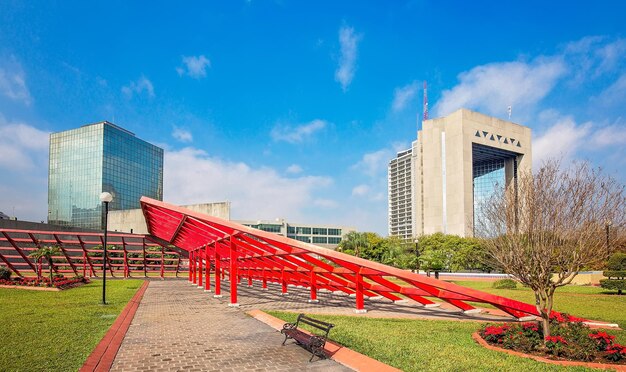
[
  {"xmin": 476, "ymin": 160, "xmax": 626, "ymax": 340},
  {"xmin": 29, "ymin": 245, "xmax": 61, "ymax": 285},
  {"xmin": 601, "ymin": 252, "xmax": 626, "ymax": 295},
  {"xmin": 337, "ymin": 231, "xmax": 369, "ymax": 258}
]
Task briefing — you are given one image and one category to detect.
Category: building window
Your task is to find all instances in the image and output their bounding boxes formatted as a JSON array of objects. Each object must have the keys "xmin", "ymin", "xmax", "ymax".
[
  {"xmin": 328, "ymin": 237, "xmax": 341, "ymax": 244},
  {"xmin": 312, "ymin": 227, "xmax": 327, "ymax": 235},
  {"xmin": 328, "ymin": 228, "xmax": 341, "ymax": 236},
  {"xmin": 296, "ymin": 227, "xmax": 311, "ymax": 235},
  {"xmin": 312, "ymin": 237, "xmax": 327, "ymax": 244}
]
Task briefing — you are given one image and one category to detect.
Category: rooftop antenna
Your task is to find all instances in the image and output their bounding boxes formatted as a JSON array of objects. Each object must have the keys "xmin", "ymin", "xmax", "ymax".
[
  {"xmin": 507, "ymin": 105, "xmax": 512, "ymax": 120},
  {"xmin": 423, "ymin": 81, "xmax": 429, "ymax": 122}
]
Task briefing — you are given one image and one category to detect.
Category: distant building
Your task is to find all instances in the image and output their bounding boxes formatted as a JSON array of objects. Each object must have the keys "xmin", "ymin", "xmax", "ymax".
[
  {"xmin": 108, "ymin": 202, "xmax": 231, "ymax": 234},
  {"xmin": 237, "ymin": 219, "xmax": 356, "ymax": 250},
  {"xmin": 388, "ymin": 148, "xmax": 415, "ymax": 238},
  {"xmin": 388, "ymin": 108, "xmax": 532, "ymax": 239},
  {"xmin": 48, "ymin": 121, "xmax": 163, "ymax": 229}
]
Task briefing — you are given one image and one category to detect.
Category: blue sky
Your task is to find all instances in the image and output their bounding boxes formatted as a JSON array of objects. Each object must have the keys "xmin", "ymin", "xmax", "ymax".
[{"xmin": 1, "ymin": 1, "xmax": 625, "ymax": 234}]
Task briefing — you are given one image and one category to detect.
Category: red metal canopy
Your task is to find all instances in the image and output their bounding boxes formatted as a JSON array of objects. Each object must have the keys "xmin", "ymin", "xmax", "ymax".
[{"xmin": 141, "ymin": 197, "xmax": 542, "ymax": 318}]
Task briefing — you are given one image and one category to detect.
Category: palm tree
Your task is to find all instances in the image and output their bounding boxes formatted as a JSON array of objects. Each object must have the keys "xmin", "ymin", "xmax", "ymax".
[
  {"xmin": 29, "ymin": 245, "xmax": 61, "ymax": 286},
  {"xmin": 338, "ymin": 231, "xmax": 369, "ymax": 258}
]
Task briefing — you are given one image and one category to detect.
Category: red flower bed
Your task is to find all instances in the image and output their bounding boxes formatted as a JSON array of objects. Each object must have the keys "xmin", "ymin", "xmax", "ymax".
[
  {"xmin": 479, "ymin": 315, "xmax": 625, "ymax": 365},
  {"xmin": 0, "ymin": 275, "xmax": 89, "ymax": 290}
]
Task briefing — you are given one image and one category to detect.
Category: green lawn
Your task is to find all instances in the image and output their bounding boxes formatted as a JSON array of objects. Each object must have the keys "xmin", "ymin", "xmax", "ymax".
[
  {"xmin": 0, "ymin": 279, "xmax": 143, "ymax": 371},
  {"xmin": 267, "ymin": 281, "xmax": 626, "ymax": 371},
  {"xmin": 450, "ymin": 280, "xmax": 626, "ymax": 328},
  {"xmin": 268, "ymin": 311, "xmax": 624, "ymax": 372}
]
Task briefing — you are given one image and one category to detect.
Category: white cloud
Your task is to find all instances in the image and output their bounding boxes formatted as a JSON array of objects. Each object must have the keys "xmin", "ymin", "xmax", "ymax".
[
  {"xmin": 590, "ymin": 123, "xmax": 626, "ymax": 147},
  {"xmin": 286, "ymin": 164, "xmax": 303, "ymax": 174},
  {"xmin": 594, "ymin": 73, "xmax": 626, "ymax": 107},
  {"xmin": 172, "ymin": 126, "xmax": 193, "ymax": 143},
  {"xmin": 271, "ymin": 119, "xmax": 327, "ymax": 143},
  {"xmin": 352, "ymin": 184, "xmax": 370, "ymax": 197},
  {"xmin": 0, "ymin": 116, "xmax": 49, "ymax": 222},
  {"xmin": 565, "ymin": 37, "xmax": 626, "ymax": 80},
  {"xmin": 352, "ymin": 148, "xmax": 394, "ymax": 177},
  {"xmin": 335, "ymin": 25, "xmax": 361, "ymax": 91},
  {"xmin": 164, "ymin": 147, "xmax": 332, "ymax": 220},
  {"xmin": 392, "ymin": 81, "xmax": 419, "ymax": 112},
  {"xmin": 313, "ymin": 199, "xmax": 338, "ymax": 208},
  {"xmin": 121, "ymin": 76, "xmax": 155, "ymax": 98},
  {"xmin": 434, "ymin": 57, "xmax": 566, "ymax": 118},
  {"xmin": 0, "ymin": 116, "xmax": 49, "ymax": 171},
  {"xmin": 0, "ymin": 57, "xmax": 31, "ymax": 105},
  {"xmin": 532, "ymin": 112, "xmax": 591, "ymax": 165},
  {"xmin": 176, "ymin": 55, "xmax": 211, "ymax": 79}
]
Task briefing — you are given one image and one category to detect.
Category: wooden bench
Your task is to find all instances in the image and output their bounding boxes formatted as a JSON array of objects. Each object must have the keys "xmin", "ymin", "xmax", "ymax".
[{"xmin": 281, "ymin": 313, "xmax": 335, "ymax": 362}]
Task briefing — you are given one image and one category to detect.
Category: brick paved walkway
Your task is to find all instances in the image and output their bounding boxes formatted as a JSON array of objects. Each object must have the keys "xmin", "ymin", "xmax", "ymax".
[{"xmin": 110, "ymin": 280, "xmax": 351, "ymax": 371}]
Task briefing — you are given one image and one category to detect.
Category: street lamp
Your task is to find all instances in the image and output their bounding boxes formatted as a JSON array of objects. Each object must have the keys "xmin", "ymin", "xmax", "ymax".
[
  {"xmin": 100, "ymin": 192, "xmax": 113, "ymax": 304},
  {"xmin": 606, "ymin": 221, "xmax": 612, "ymax": 259}
]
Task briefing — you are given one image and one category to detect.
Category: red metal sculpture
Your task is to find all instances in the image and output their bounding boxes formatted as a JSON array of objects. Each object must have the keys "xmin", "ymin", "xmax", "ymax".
[{"xmin": 140, "ymin": 197, "xmax": 542, "ymax": 319}]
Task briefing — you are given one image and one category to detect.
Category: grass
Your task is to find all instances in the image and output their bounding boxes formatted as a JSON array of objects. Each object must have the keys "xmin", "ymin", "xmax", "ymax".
[
  {"xmin": 269, "ymin": 311, "xmax": 584, "ymax": 371},
  {"xmin": 267, "ymin": 281, "xmax": 626, "ymax": 371},
  {"xmin": 450, "ymin": 280, "xmax": 626, "ymax": 328},
  {"xmin": 0, "ymin": 279, "xmax": 143, "ymax": 371}
]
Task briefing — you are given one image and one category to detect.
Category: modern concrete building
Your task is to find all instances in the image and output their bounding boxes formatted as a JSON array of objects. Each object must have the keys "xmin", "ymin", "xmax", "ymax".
[
  {"xmin": 237, "ymin": 219, "xmax": 356, "ymax": 250},
  {"xmin": 48, "ymin": 121, "xmax": 163, "ymax": 229},
  {"xmin": 108, "ymin": 202, "xmax": 231, "ymax": 234},
  {"xmin": 388, "ymin": 108, "xmax": 532, "ymax": 239}
]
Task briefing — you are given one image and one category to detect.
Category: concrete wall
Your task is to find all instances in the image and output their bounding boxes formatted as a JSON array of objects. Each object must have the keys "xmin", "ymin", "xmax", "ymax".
[
  {"xmin": 414, "ymin": 108, "xmax": 532, "ymax": 237},
  {"xmin": 108, "ymin": 201, "xmax": 231, "ymax": 234}
]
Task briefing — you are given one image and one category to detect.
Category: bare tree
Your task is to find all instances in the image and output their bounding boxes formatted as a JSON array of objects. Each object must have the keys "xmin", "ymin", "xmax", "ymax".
[{"xmin": 476, "ymin": 160, "xmax": 626, "ymax": 339}]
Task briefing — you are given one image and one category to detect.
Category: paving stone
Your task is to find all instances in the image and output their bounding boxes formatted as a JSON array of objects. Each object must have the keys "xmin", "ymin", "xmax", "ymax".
[{"xmin": 110, "ymin": 280, "xmax": 350, "ymax": 372}]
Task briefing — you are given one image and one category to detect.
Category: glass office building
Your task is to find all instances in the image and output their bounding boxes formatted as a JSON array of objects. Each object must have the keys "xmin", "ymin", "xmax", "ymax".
[{"xmin": 48, "ymin": 121, "xmax": 163, "ymax": 229}]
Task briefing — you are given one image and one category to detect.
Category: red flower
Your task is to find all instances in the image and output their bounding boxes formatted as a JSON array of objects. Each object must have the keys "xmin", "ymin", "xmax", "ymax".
[{"xmin": 545, "ymin": 336, "xmax": 568, "ymax": 345}]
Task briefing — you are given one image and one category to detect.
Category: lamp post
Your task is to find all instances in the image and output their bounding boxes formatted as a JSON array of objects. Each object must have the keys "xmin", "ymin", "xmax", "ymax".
[
  {"xmin": 100, "ymin": 192, "xmax": 113, "ymax": 305},
  {"xmin": 414, "ymin": 238, "xmax": 420, "ymax": 274},
  {"xmin": 606, "ymin": 221, "xmax": 612, "ymax": 259}
]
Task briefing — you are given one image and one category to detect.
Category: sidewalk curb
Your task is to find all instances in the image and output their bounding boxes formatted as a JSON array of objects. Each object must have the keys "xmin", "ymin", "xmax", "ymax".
[{"xmin": 80, "ymin": 280, "xmax": 149, "ymax": 372}]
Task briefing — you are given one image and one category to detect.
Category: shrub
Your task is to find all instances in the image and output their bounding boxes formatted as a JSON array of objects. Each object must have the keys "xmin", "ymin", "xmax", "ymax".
[
  {"xmin": 492, "ymin": 278, "xmax": 517, "ymax": 289},
  {"xmin": 0, "ymin": 266, "xmax": 12, "ymax": 280},
  {"xmin": 545, "ymin": 335, "xmax": 568, "ymax": 356},
  {"xmin": 607, "ymin": 253, "xmax": 626, "ymax": 270},
  {"xmin": 602, "ymin": 253, "xmax": 626, "ymax": 295},
  {"xmin": 606, "ymin": 344, "xmax": 626, "ymax": 362},
  {"xmin": 479, "ymin": 321, "xmax": 624, "ymax": 364},
  {"xmin": 589, "ymin": 331, "xmax": 616, "ymax": 351}
]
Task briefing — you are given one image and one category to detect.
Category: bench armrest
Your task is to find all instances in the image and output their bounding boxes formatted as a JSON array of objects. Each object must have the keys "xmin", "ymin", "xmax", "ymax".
[{"xmin": 281, "ymin": 322, "xmax": 296, "ymax": 334}]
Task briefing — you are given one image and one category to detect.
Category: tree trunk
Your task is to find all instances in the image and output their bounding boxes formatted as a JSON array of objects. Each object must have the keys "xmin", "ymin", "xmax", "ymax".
[{"xmin": 434, "ymin": 271, "xmax": 439, "ymax": 279}]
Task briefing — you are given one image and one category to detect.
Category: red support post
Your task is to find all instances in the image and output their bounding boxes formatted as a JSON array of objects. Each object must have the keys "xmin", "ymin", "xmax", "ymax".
[
  {"xmin": 205, "ymin": 244, "xmax": 211, "ymax": 292},
  {"xmin": 143, "ymin": 239, "xmax": 147, "ymax": 277},
  {"xmin": 309, "ymin": 270, "xmax": 318, "ymax": 303},
  {"xmin": 197, "ymin": 249, "xmax": 203, "ymax": 288},
  {"xmin": 123, "ymin": 248, "xmax": 128, "ymax": 278},
  {"xmin": 122, "ymin": 237, "xmax": 128, "ymax": 278},
  {"xmin": 214, "ymin": 252, "xmax": 222, "ymax": 297},
  {"xmin": 221, "ymin": 267, "xmax": 225, "ymax": 280},
  {"xmin": 229, "ymin": 236, "xmax": 238, "ymax": 306},
  {"xmin": 247, "ymin": 268, "xmax": 252, "ymax": 287},
  {"xmin": 262, "ymin": 269, "xmax": 267, "ymax": 290},
  {"xmin": 281, "ymin": 268, "xmax": 288, "ymax": 295},
  {"xmin": 355, "ymin": 272, "xmax": 366, "ymax": 313},
  {"xmin": 82, "ymin": 251, "xmax": 87, "ymax": 277},
  {"xmin": 188, "ymin": 250, "xmax": 193, "ymax": 282},
  {"xmin": 160, "ymin": 245, "xmax": 165, "ymax": 279}
]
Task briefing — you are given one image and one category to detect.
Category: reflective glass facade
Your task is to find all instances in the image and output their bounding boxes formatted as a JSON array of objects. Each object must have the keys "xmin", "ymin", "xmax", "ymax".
[
  {"xmin": 48, "ymin": 122, "xmax": 163, "ymax": 229},
  {"xmin": 472, "ymin": 143, "xmax": 518, "ymax": 235}
]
